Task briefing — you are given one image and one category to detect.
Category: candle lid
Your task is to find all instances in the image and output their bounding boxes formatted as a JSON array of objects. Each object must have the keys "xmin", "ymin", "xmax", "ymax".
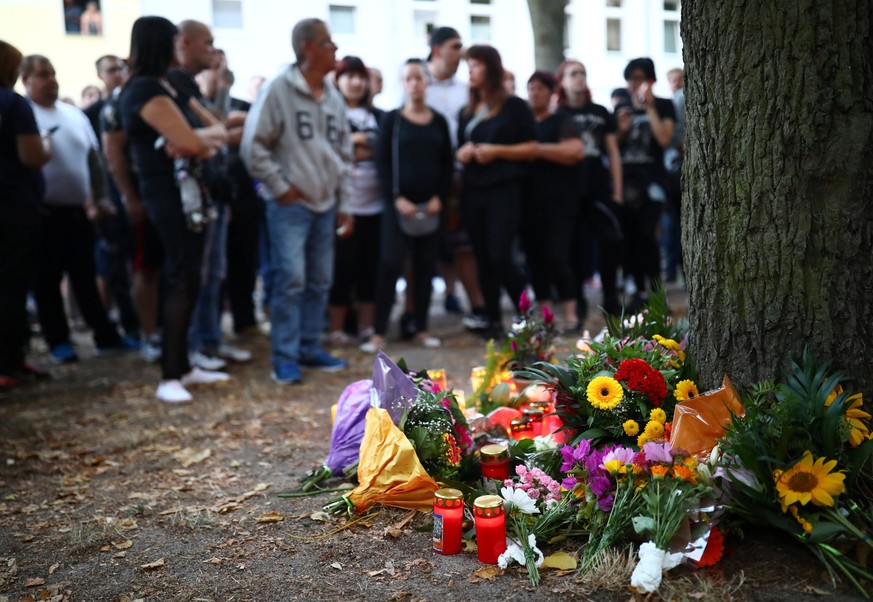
[
  {"xmin": 510, "ymin": 417, "xmax": 532, "ymax": 431},
  {"xmin": 528, "ymin": 400, "xmax": 551, "ymax": 411},
  {"xmin": 480, "ymin": 444, "xmax": 509, "ymax": 462},
  {"xmin": 473, "ymin": 495, "xmax": 503, "ymax": 510},
  {"xmin": 434, "ymin": 487, "xmax": 464, "ymax": 501}
]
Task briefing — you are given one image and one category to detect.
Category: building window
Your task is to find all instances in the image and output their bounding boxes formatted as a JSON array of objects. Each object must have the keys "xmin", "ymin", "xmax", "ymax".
[
  {"xmin": 414, "ymin": 11, "xmax": 437, "ymax": 38},
  {"xmin": 329, "ymin": 5, "xmax": 355, "ymax": 35},
  {"xmin": 664, "ymin": 1, "xmax": 679, "ymax": 10},
  {"xmin": 470, "ymin": 15, "xmax": 491, "ymax": 42},
  {"xmin": 606, "ymin": 0, "xmax": 622, "ymax": 7},
  {"xmin": 664, "ymin": 20, "xmax": 679, "ymax": 53},
  {"xmin": 606, "ymin": 18, "xmax": 621, "ymax": 51},
  {"xmin": 213, "ymin": 0, "xmax": 242, "ymax": 29},
  {"xmin": 471, "ymin": 0, "xmax": 491, "ymax": 4}
]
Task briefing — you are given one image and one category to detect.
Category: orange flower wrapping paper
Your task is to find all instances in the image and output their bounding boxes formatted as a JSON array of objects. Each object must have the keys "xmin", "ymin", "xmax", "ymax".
[
  {"xmin": 345, "ymin": 408, "xmax": 439, "ymax": 513},
  {"xmin": 670, "ymin": 375, "xmax": 745, "ymax": 459}
]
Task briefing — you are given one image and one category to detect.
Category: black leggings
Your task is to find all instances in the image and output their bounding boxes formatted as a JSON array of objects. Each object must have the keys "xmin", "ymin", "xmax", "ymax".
[
  {"xmin": 373, "ymin": 210, "xmax": 439, "ymax": 336},
  {"xmin": 0, "ymin": 195, "xmax": 39, "ymax": 374},
  {"xmin": 146, "ymin": 195, "xmax": 203, "ymax": 380},
  {"xmin": 520, "ymin": 197, "xmax": 578, "ymax": 303},
  {"xmin": 461, "ymin": 182, "xmax": 526, "ymax": 326},
  {"xmin": 329, "ymin": 212, "xmax": 381, "ymax": 306}
]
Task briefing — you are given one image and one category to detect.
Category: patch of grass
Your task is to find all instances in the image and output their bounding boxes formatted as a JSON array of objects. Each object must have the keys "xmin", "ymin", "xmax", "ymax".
[
  {"xmin": 661, "ymin": 570, "xmax": 747, "ymax": 601},
  {"xmin": 575, "ymin": 544, "xmax": 637, "ymax": 594},
  {"xmin": 165, "ymin": 508, "xmax": 217, "ymax": 531},
  {"xmin": 67, "ymin": 518, "xmax": 125, "ymax": 554}
]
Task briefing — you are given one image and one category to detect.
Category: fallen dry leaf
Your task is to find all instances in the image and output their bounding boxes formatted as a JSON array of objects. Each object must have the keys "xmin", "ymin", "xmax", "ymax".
[
  {"xmin": 113, "ymin": 552, "xmax": 126, "ymax": 559},
  {"xmin": 204, "ymin": 557, "xmax": 223, "ymax": 564},
  {"xmin": 140, "ymin": 558, "xmax": 165, "ymax": 570},
  {"xmin": 173, "ymin": 447, "xmax": 212, "ymax": 467},
  {"xmin": 113, "ymin": 540, "xmax": 133, "ymax": 550},
  {"xmin": 383, "ymin": 526, "xmax": 403, "ymax": 538},
  {"xmin": 309, "ymin": 511, "xmax": 332, "ymax": 522},
  {"xmin": 24, "ymin": 576, "xmax": 45, "ymax": 587},
  {"xmin": 541, "ymin": 551, "xmax": 577, "ymax": 570},
  {"xmin": 252, "ymin": 483, "xmax": 270, "ymax": 492},
  {"xmin": 462, "ymin": 538, "xmax": 477, "ymax": 553},
  {"xmin": 48, "ymin": 563, "xmax": 59, "ymax": 574},
  {"xmin": 468, "ymin": 566, "xmax": 500, "ymax": 582},
  {"xmin": 331, "ymin": 562, "xmax": 343, "ymax": 570},
  {"xmin": 255, "ymin": 511, "xmax": 284, "ymax": 523}
]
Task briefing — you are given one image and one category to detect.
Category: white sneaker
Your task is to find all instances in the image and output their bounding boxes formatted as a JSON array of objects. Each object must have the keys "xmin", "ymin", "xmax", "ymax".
[
  {"xmin": 359, "ymin": 340, "xmax": 379, "ymax": 354},
  {"xmin": 216, "ymin": 343, "xmax": 252, "ymax": 363},
  {"xmin": 156, "ymin": 380, "xmax": 193, "ymax": 403},
  {"xmin": 418, "ymin": 335, "xmax": 441, "ymax": 349},
  {"xmin": 326, "ymin": 331, "xmax": 352, "ymax": 346},
  {"xmin": 140, "ymin": 340, "xmax": 161, "ymax": 363},
  {"xmin": 189, "ymin": 351, "xmax": 227, "ymax": 371},
  {"xmin": 181, "ymin": 367, "xmax": 230, "ymax": 386}
]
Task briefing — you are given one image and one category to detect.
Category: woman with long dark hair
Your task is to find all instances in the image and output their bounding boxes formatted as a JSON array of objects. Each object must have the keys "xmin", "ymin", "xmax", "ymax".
[
  {"xmin": 120, "ymin": 16, "xmax": 228, "ymax": 402},
  {"xmin": 456, "ymin": 45, "xmax": 537, "ymax": 336},
  {"xmin": 326, "ymin": 56, "xmax": 382, "ymax": 346},
  {"xmin": 522, "ymin": 70, "xmax": 584, "ymax": 330},
  {"xmin": 361, "ymin": 59, "xmax": 452, "ymax": 353},
  {"xmin": 556, "ymin": 59, "xmax": 624, "ymax": 317}
]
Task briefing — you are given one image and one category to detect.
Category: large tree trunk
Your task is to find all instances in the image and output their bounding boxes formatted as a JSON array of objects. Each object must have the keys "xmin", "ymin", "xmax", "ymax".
[
  {"xmin": 682, "ymin": 1, "xmax": 873, "ymax": 391},
  {"xmin": 527, "ymin": 0, "xmax": 568, "ymax": 71}
]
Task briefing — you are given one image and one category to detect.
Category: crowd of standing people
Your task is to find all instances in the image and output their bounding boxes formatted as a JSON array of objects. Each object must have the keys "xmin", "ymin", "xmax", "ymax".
[{"xmin": 0, "ymin": 17, "xmax": 686, "ymax": 402}]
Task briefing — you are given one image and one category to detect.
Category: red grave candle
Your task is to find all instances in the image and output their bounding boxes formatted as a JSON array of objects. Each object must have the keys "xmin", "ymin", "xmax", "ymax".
[
  {"xmin": 522, "ymin": 408, "xmax": 544, "ymax": 437},
  {"xmin": 473, "ymin": 495, "xmax": 507, "ymax": 564},
  {"xmin": 480, "ymin": 443, "xmax": 510, "ymax": 480},
  {"xmin": 510, "ymin": 417, "xmax": 533, "ymax": 441},
  {"xmin": 433, "ymin": 488, "xmax": 464, "ymax": 555}
]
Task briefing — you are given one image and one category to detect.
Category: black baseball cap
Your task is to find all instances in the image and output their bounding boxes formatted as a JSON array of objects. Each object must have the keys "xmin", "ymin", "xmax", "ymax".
[{"xmin": 429, "ymin": 26, "xmax": 461, "ymax": 48}]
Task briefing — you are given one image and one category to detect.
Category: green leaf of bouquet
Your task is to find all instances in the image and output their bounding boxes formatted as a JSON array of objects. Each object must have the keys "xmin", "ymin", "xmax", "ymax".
[
  {"xmin": 632, "ymin": 516, "xmax": 656, "ymax": 534},
  {"xmin": 579, "ymin": 427, "xmax": 608, "ymax": 440},
  {"xmin": 846, "ymin": 437, "xmax": 873, "ymax": 488},
  {"xmin": 808, "ymin": 520, "xmax": 849, "ymax": 543}
]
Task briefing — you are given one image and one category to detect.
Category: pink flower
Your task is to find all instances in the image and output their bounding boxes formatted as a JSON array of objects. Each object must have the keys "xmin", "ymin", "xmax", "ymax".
[
  {"xmin": 518, "ymin": 290, "xmax": 531, "ymax": 313},
  {"xmin": 527, "ymin": 487, "xmax": 541, "ymax": 500},
  {"xmin": 515, "ymin": 465, "xmax": 528, "ymax": 478},
  {"xmin": 510, "ymin": 340, "xmax": 518, "ymax": 352},
  {"xmin": 542, "ymin": 305, "xmax": 554, "ymax": 325},
  {"xmin": 504, "ymin": 479, "xmax": 514, "ymax": 489}
]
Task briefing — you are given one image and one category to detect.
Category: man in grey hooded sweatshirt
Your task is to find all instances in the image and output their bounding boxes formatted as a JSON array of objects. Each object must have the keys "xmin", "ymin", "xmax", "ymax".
[{"xmin": 241, "ymin": 17, "xmax": 353, "ymax": 384}]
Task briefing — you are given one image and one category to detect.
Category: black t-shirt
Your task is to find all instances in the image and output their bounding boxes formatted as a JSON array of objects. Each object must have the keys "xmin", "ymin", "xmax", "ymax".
[
  {"xmin": 120, "ymin": 76, "xmax": 188, "ymax": 202},
  {"xmin": 557, "ymin": 102, "xmax": 615, "ymax": 201},
  {"xmin": 525, "ymin": 113, "xmax": 580, "ymax": 207},
  {"xmin": 457, "ymin": 95, "xmax": 537, "ymax": 189},
  {"xmin": 83, "ymin": 98, "xmax": 105, "ymax": 148},
  {"xmin": 100, "ymin": 88, "xmax": 136, "ymax": 201},
  {"xmin": 166, "ymin": 68, "xmax": 203, "ymax": 114},
  {"xmin": 377, "ymin": 109, "xmax": 453, "ymax": 207},
  {"xmin": 620, "ymin": 97, "xmax": 676, "ymax": 182},
  {"xmin": 0, "ymin": 88, "xmax": 44, "ymax": 201}
]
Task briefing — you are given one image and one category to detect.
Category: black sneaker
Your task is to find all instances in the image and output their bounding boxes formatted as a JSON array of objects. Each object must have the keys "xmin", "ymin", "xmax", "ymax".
[
  {"xmin": 444, "ymin": 294, "xmax": 462, "ymax": 314},
  {"xmin": 399, "ymin": 312, "xmax": 417, "ymax": 340}
]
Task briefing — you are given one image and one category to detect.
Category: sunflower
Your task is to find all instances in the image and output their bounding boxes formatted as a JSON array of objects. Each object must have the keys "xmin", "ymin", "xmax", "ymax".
[
  {"xmin": 644, "ymin": 420, "xmax": 665, "ymax": 439},
  {"xmin": 649, "ymin": 408, "xmax": 667, "ymax": 424},
  {"xmin": 674, "ymin": 379, "xmax": 699, "ymax": 402},
  {"xmin": 789, "ymin": 505, "xmax": 813, "ymax": 535},
  {"xmin": 623, "ymin": 420, "xmax": 640, "ymax": 436},
  {"xmin": 586, "ymin": 376, "xmax": 624, "ymax": 410},
  {"xmin": 774, "ymin": 451, "xmax": 846, "ymax": 512},
  {"xmin": 825, "ymin": 386, "xmax": 872, "ymax": 447}
]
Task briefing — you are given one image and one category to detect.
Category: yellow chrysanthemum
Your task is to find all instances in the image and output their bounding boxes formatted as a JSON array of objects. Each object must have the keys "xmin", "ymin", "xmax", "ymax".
[
  {"xmin": 586, "ymin": 376, "xmax": 624, "ymax": 410},
  {"xmin": 649, "ymin": 408, "xmax": 667, "ymax": 424},
  {"xmin": 683, "ymin": 455, "xmax": 698, "ymax": 470},
  {"xmin": 674, "ymin": 379, "xmax": 699, "ymax": 402},
  {"xmin": 774, "ymin": 451, "xmax": 846, "ymax": 512},
  {"xmin": 825, "ymin": 386, "xmax": 872, "ymax": 447},
  {"xmin": 637, "ymin": 433, "xmax": 649, "ymax": 447},
  {"xmin": 644, "ymin": 420, "xmax": 665, "ymax": 439},
  {"xmin": 603, "ymin": 459, "xmax": 625, "ymax": 475},
  {"xmin": 650, "ymin": 465, "xmax": 668, "ymax": 479},
  {"xmin": 789, "ymin": 505, "xmax": 813, "ymax": 535},
  {"xmin": 623, "ymin": 420, "xmax": 640, "ymax": 436}
]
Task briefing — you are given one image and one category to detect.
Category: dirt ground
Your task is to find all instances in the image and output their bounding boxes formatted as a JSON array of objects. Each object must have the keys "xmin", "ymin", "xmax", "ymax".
[{"xmin": 0, "ymin": 287, "xmax": 866, "ymax": 601}]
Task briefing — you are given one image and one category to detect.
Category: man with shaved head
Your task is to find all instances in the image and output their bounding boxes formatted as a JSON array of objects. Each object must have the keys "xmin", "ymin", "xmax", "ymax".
[{"xmin": 168, "ymin": 20, "xmax": 252, "ymax": 371}]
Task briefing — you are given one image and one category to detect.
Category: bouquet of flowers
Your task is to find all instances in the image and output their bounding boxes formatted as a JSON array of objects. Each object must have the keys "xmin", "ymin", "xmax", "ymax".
[
  {"xmin": 498, "ymin": 464, "xmax": 577, "ymax": 586},
  {"xmin": 399, "ymin": 387, "xmax": 473, "ymax": 481},
  {"xmin": 717, "ymin": 348, "xmax": 873, "ymax": 596},
  {"xmin": 502, "ymin": 290, "xmax": 557, "ymax": 371}
]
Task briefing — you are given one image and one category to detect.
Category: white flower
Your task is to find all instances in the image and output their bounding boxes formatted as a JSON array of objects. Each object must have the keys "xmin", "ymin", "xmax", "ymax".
[
  {"xmin": 497, "ymin": 535, "xmax": 544, "ymax": 569},
  {"xmin": 500, "ymin": 486, "xmax": 540, "ymax": 515},
  {"xmin": 630, "ymin": 541, "xmax": 684, "ymax": 593},
  {"xmin": 533, "ymin": 435, "xmax": 557, "ymax": 451}
]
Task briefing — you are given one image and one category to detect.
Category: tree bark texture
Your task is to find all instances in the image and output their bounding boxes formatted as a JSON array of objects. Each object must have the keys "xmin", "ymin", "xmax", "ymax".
[
  {"xmin": 682, "ymin": 1, "xmax": 873, "ymax": 391},
  {"xmin": 527, "ymin": 0, "xmax": 568, "ymax": 71}
]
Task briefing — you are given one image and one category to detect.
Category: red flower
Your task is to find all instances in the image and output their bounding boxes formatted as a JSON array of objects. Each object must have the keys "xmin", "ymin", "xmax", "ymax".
[
  {"xmin": 614, "ymin": 358, "xmax": 666, "ymax": 406},
  {"xmin": 542, "ymin": 305, "xmax": 554, "ymax": 325},
  {"xmin": 518, "ymin": 289, "xmax": 531, "ymax": 313},
  {"xmin": 693, "ymin": 525, "xmax": 724, "ymax": 567}
]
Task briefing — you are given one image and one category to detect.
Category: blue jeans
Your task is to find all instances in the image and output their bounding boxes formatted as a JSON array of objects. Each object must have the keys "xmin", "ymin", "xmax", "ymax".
[
  {"xmin": 266, "ymin": 201, "xmax": 335, "ymax": 368},
  {"xmin": 189, "ymin": 204, "xmax": 228, "ymax": 353}
]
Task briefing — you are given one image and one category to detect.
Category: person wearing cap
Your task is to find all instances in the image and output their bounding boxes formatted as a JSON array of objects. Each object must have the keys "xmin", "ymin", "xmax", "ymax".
[
  {"xmin": 426, "ymin": 25, "xmax": 488, "ymax": 333},
  {"xmin": 326, "ymin": 56, "xmax": 383, "ymax": 347},
  {"xmin": 616, "ymin": 57, "xmax": 675, "ymax": 310}
]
